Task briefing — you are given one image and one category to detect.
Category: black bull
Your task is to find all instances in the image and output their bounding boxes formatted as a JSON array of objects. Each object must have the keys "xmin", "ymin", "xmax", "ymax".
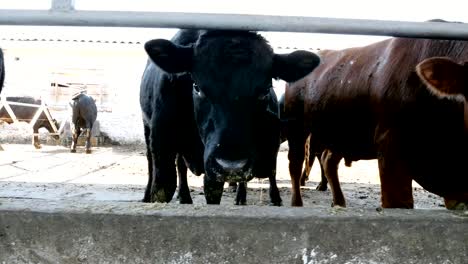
[
  {"xmin": 140, "ymin": 30, "xmax": 320, "ymax": 205},
  {"xmin": 69, "ymin": 93, "xmax": 97, "ymax": 154},
  {"xmin": 0, "ymin": 48, "xmax": 4, "ymax": 95}
]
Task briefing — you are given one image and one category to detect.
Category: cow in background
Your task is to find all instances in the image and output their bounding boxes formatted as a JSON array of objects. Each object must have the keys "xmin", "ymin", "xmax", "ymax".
[
  {"xmin": 69, "ymin": 92, "xmax": 97, "ymax": 154},
  {"xmin": 285, "ymin": 20, "xmax": 468, "ymax": 209},
  {"xmin": 140, "ymin": 29, "xmax": 320, "ymax": 205},
  {"xmin": 0, "ymin": 97, "xmax": 60, "ymax": 149}
]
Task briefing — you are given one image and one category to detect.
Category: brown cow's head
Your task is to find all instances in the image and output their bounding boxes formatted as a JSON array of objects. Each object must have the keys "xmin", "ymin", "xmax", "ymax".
[
  {"xmin": 416, "ymin": 57, "xmax": 468, "ymax": 99},
  {"xmin": 416, "ymin": 57, "xmax": 468, "ymax": 210}
]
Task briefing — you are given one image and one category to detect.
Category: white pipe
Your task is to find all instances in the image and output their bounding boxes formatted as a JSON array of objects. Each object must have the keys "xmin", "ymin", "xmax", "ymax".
[{"xmin": 0, "ymin": 10, "xmax": 467, "ymax": 40}]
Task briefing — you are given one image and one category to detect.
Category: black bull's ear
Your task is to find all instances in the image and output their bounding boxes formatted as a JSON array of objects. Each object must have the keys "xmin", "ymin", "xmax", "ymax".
[
  {"xmin": 144, "ymin": 39, "xmax": 193, "ymax": 73},
  {"xmin": 273, "ymin": 50, "xmax": 321, "ymax": 82}
]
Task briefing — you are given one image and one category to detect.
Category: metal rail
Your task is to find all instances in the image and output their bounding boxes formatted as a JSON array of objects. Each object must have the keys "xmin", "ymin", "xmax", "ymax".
[{"xmin": 0, "ymin": 6, "xmax": 466, "ymax": 40}]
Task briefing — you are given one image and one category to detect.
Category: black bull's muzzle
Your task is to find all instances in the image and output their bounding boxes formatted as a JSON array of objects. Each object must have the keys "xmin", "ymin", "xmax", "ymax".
[{"xmin": 203, "ymin": 108, "xmax": 280, "ymax": 183}]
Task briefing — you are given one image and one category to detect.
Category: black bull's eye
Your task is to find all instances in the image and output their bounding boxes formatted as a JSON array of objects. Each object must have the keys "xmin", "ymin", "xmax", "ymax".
[
  {"xmin": 193, "ymin": 83, "xmax": 205, "ymax": 98},
  {"xmin": 193, "ymin": 83, "xmax": 200, "ymax": 92}
]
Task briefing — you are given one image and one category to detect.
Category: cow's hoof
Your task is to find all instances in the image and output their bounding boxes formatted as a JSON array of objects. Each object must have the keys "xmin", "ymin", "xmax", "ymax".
[
  {"xmin": 331, "ymin": 201, "xmax": 346, "ymax": 208},
  {"xmin": 150, "ymin": 187, "xmax": 175, "ymax": 203},
  {"xmin": 178, "ymin": 191, "xmax": 193, "ymax": 204},
  {"xmin": 234, "ymin": 198, "xmax": 247, "ymax": 205},
  {"xmin": 206, "ymin": 199, "xmax": 222, "ymax": 205},
  {"xmin": 70, "ymin": 149, "xmax": 76, "ymax": 153},
  {"xmin": 291, "ymin": 199, "xmax": 303, "ymax": 207},
  {"xmin": 316, "ymin": 182, "xmax": 328, "ymax": 191},
  {"xmin": 205, "ymin": 193, "xmax": 223, "ymax": 204},
  {"xmin": 269, "ymin": 193, "xmax": 282, "ymax": 206},
  {"xmin": 179, "ymin": 197, "xmax": 193, "ymax": 204},
  {"xmin": 269, "ymin": 200, "xmax": 282, "ymax": 206},
  {"xmin": 86, "ymin": 149, "xmax": 92, "ymax": 154}
]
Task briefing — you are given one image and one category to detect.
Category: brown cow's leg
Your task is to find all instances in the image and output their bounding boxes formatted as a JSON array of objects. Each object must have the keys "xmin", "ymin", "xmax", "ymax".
[
  {"xmin": 316, "ymin": 154, "xmax": 328, "ymax": 191},
  {"xmin": 321, "ymin": 149, "xmax": 346, "ymax": 207},
  {"xmin": 378, "ymin": 156, "xmax": 414, "ymax": 208},
  {"xmin": 300, "ymin": 135, "xmax": 312, "ymax": 186},
  {"xmin": 33, "ymin": 136, "xmax": 41, "ymax": 149},
  {"xmin": 0, "ymin": 144, "xmax": 3, "ymax": 151},
  {"xmin": 33, "ymin": 128, "xmax": 41, "ymax": 149},
  {"xmin": 33, "ymin": 137, "xmax": 41, "ymax": 149},
  {"xmin": 376, "ymin": 128, "xmax": 414, "ymax": 208},
  {"xmin": 288, "ymin": 126, "xmax": 307, "ymax": 207},
  {"xmin": 303, "ymin": 134, "xmax": 328, "ymax": 191},
  {"xmin": 85, "ymin": 128, "xmax": 92, "ymax": 154},
  {"xmin": 176, "ymin": 154, "xmax": 192, "ymax": 204}
]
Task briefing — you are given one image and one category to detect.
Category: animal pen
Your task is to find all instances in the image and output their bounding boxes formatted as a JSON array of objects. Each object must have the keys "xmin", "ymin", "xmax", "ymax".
[
  {"xmin": 0, "ymin": 95, "xmax": 62, "ymax": 139},
  {"xmin": 0, "ymin": 0, "xmax": 467, "ymax": 263}
]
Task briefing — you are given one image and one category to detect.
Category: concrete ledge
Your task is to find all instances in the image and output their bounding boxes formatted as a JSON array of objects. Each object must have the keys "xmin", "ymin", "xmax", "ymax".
[{"xmin": 0, "ymin": 199, "xmax": 467, "ymax": 264}]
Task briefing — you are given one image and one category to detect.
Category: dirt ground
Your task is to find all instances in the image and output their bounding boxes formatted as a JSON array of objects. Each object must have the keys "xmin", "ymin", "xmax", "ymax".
[{"xmin": 0, "ymin": 143, "xmax": 445, "ymax": 209}]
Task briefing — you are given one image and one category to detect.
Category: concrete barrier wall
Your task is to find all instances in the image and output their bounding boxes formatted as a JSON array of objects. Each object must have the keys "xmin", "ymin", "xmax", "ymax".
[{"xmin": 0, "ymin": 199, "xmax": 467, "ymax": 264}]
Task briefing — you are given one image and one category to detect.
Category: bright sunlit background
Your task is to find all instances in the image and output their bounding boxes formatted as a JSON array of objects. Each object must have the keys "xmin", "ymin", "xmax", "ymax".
[{"xmin": 0, "ymin": 0, "xmax": 466, "ymax": 143}]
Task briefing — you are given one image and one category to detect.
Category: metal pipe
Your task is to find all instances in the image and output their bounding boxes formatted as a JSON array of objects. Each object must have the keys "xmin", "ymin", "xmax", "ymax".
[
  {"xmin": 51, "ymin": 0, "xmax": 75, "ymax": 11},
  {"xmin": 0, "ymin": 10, "xmax": 467, "ymax": 40}
]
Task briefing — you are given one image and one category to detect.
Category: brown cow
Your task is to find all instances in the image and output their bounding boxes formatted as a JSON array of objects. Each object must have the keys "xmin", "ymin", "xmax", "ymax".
[
  {"xmin": 415, "ymin": 56, "xmax": 468, "ymax": 210},
  {"xmin": 285, "ymin": 26, "xmax": 468, "ymax": 209}
]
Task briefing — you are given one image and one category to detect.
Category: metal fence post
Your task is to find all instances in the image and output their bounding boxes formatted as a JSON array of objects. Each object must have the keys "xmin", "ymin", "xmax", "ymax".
[{"xmin": 51, "ymin": 0, "xmax": 75, "ymax": 11}]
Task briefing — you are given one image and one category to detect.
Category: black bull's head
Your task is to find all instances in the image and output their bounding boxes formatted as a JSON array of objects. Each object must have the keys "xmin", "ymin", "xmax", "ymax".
[{"xmin": 145, "ymin": 31, "xmax": 320, "ymax": 183}]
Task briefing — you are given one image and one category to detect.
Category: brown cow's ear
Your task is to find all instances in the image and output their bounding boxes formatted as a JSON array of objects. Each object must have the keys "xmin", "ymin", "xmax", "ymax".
[
  {"xmin": 144, "ymin": 39, "xmax": 193, "ymax": 73},
  {"xmin": 273, "ymin": 50, "xmax": 320, "ymax": 82},
  {"xmin": 416, "ymin": 57, "xmax": 467, "ymax": 97}
]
